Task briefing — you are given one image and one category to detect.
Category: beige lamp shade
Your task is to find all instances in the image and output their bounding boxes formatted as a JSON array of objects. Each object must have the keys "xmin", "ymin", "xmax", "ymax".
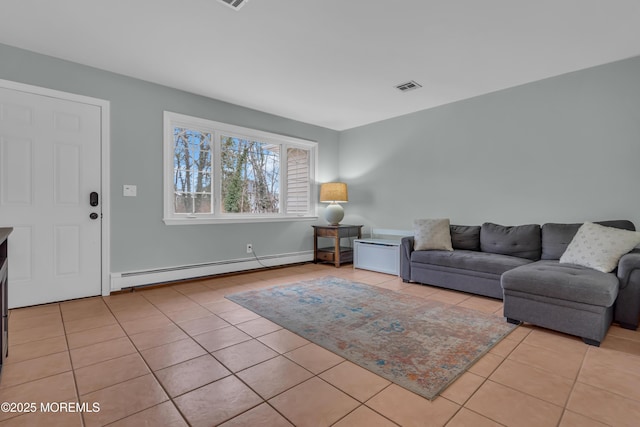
[
  {"xmin": 319, "ymin": 182, "xmax": 348, "ymax": 203},
  {"xmin": 319, "ymin": 182, "xmax": 348, "ymax": 225}
]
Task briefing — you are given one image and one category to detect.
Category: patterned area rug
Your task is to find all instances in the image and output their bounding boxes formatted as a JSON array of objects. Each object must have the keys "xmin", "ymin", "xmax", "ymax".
[{"xmin": 226, "ymin": 276, "xmax": 516, "ymax": 400}]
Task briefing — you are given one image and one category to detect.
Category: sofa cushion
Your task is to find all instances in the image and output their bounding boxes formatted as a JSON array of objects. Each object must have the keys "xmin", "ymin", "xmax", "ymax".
[
  {"xmin": 541, "ymin": 220, "xmax": 636, "ymax": 260},
  {"xmin": 411, "ymin": 249, "xmax": 533, "ymax": 276},
  {"xmin": 413, "ymin": 218, "xmax": 453, "ymax": 251},
  {"xmin": 501, "ymin": 260, "xmax": 619, "ymax": 307},
  {"xmin": 480, "ymin": 223, "xmax": 541, "ymax": 261},
  {"xmin": 450, "ymin": 225, "xmax": 480, "ymax": 251},
  {"xmin": 541, "ymin": 223, "xmax": 581, "ymax": 260},
  {"xmin": 559, "ymin": 222, "xmax": 640, "ymax": 273}
]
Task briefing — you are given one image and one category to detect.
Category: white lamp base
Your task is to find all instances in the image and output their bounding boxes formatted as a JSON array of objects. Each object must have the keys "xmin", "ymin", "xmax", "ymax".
[{"xmin": 324, "ymin": 203, "xmax": 344, "ymax": 225}]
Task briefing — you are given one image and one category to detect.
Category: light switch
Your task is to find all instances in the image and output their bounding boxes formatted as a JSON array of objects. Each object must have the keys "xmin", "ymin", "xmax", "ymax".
[{"xmin": 123, "ymin": 185, "xmax": 137, "ymax": 197}]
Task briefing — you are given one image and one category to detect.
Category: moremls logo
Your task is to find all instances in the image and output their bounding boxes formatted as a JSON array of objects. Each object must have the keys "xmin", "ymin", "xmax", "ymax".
[{"xmin": 40, "ymin": 402, "xmax": 101, "ymax": 413}]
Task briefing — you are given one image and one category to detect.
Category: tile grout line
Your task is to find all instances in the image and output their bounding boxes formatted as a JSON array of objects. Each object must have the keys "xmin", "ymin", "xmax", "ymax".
[
  {"xmin": 555, "ymin": 343, "xmax": 587, "ymax": 427},
  {"xmin": 489, "ymin": 326, "xmax": 581, "ymax": 425},
  {"xmin": 226, "ymin": 274, "xmax": 503, "ymax": 427},
  {"xmin": 0, "ymin": 303, "xmax": 81, "ymax": 425},
  {"xmin": 98, "ymin": 292, "xmax": 192, "ymax": 427},
  {"xmin": 56, "ymin": 283, "xmax": 489, "ymax": 426},
  {"xmin": 567, "ymin": 343, "xmax": 640, "ymax": 406},
  {"xmin": 346, "ymin": 381, "xmax": 400, "ymax": 426},
  {"xmin": 416, "ymin": 290, "xmax": 498, "ymax": 426},
  {"xmin": 167, "ymin": 292, "xmax": 319, "ymax": 425},
  {"xmin": 58, "ymin": 302, "xmax": 86, "ymax": 427},
  {"xmin": 123, "ymin": 285, "xmax": 278, "ymax": 423},
  {"xmin": 133, "ymin": 280, "xmax": 305, "ymax": 426},
  {"xmin": 7, "ymin": 265, "xmax": 640, "ymax": 426},
  {"xmin": 166, "ymin": 275, "xmax": 368, "ymax": 426},
  {"xmin": 170, "ymin": 270, "xmax": 330, "ymax": 424},
  {"xmin": 402, "ymin": 287, "xmax": 511, "ymax": 427}
]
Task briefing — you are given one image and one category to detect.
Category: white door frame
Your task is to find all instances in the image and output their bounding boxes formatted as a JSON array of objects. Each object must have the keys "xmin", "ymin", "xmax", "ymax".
[{"xmin": 0, "ymin": 78, "xmax": 111, "ymax": 297}]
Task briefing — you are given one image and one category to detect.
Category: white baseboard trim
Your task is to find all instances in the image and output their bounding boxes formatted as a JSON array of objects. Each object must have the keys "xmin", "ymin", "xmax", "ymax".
[{"xmin": 110, "ymin": 251, "xmax": 313, "ymax": 292}]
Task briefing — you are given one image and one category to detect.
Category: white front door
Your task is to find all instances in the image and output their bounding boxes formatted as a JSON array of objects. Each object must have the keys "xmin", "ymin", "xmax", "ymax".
[{"xmin": 0, "ymin": 86, "xmax": 103, "ymax": 308}]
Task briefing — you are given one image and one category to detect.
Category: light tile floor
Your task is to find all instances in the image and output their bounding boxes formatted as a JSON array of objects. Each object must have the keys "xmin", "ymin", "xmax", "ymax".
[{"xmin": 1, "ymin": 263, "xmax": 640, "ymax": 426}]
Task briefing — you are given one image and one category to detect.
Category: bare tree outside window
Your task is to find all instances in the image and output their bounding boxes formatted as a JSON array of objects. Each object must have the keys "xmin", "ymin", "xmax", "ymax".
[
  {"xmin": 221, "ymin": 136, "xmax": 280, "ymax": 214},
  {"xmin": 164, "ymin": 112, "xmax": 316, "ymax": 224},
  {"xmin": 173, "ymin": 127, "xmax": 212, "ymax": 214}
]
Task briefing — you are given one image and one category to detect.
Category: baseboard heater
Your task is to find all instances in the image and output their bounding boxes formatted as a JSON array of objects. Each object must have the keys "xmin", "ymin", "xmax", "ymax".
[{"xmin": 110, "ymin": 251, "xmax": 313, "ymax": 292}]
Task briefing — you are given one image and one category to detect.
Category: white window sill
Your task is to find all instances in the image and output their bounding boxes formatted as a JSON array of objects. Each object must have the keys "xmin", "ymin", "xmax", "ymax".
[{"xmin": 163, "ymin": 216, "xmax": 318, "ymax": 225}]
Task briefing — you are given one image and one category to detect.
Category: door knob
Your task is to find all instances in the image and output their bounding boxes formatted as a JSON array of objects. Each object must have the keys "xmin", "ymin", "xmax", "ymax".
[{"xmin": 90, "ymin": 213, "xmax": 99, "ymax": 220}]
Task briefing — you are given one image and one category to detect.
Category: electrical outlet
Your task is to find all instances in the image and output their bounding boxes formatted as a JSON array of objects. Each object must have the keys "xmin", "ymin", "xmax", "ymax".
[{"xmin": 246, "ymin": 243, "xmax": 253, "ymax": 253}]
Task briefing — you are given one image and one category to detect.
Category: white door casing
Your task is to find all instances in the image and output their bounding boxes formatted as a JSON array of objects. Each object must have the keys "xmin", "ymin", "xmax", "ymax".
[{"xmin": 0, "ymin": 80, "xmax": 110, "ymax": 308}]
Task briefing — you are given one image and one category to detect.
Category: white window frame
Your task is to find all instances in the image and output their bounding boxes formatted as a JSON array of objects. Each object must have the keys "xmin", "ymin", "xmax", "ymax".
[{"xmin": 163, "ymin": 111, "xmax": 318, "ymax": 225}]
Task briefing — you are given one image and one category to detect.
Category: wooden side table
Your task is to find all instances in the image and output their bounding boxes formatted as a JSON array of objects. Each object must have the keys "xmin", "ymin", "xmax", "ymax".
[{"xmin": 312, "ymin": 224, "xmax": 363, "ymax": 267}]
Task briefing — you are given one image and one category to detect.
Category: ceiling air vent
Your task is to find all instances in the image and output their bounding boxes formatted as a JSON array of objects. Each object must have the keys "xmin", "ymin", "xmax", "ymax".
[
  {"xmin": 395, "ymin": 80, "xmax": 422, "ymax": 92},
  {"xmin": 218, "ymin": 0, "xmax": 249, "ymax": 10}
]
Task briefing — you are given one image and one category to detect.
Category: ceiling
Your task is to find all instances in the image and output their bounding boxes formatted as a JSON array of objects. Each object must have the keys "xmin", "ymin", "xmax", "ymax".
[{"xmin": 1, "ymin": 0, "xmax": 639, "ymax": 130}]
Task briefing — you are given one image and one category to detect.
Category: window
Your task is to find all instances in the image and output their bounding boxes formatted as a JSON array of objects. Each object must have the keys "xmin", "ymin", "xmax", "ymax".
[{"xmin": 163, "ymin": 112, "xmax": 317, "ymax": 224}]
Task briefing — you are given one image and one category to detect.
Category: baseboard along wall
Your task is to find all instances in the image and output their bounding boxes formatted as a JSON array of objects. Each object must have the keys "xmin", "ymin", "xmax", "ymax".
[{"xmin": 110, "ymin": 251, "xmax": 313, "ymax": 291}]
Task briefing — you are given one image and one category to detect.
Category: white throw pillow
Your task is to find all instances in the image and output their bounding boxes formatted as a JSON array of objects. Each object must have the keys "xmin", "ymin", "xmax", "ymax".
[
  {"xmin": 413, "ymin": 218, "xmax": 453, "ymax": 251},
  {"xmin": 559, "ymin": 222, "xmax": 640, "ymax": 273}
]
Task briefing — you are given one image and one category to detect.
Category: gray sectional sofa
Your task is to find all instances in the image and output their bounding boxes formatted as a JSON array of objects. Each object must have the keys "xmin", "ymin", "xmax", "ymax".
[{"xmin": 400, "ymin": 220, "xmax": 640, "ymax": 345}]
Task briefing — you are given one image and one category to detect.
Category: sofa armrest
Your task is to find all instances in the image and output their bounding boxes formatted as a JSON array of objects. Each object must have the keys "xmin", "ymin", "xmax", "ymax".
[
  {"xmin": 615, "ymin": 249, "xmax": 640, "ymax": 329},
  {"xmin": 400, "ymin": 236, "xmax": 414, "ymax": 282}
]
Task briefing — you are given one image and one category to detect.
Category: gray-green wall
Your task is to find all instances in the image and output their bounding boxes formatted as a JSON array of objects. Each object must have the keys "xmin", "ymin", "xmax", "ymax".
[
  {"xmin": 0, "ymin": 43, "xmax": 340, "ymax": 273},
  {"xmin": 3, "ymin": 42, "xmax": 639, "ymax": 275},
  {"xmin": 339, "ymin": 56, "xmax": 640, "ymax": 231}
]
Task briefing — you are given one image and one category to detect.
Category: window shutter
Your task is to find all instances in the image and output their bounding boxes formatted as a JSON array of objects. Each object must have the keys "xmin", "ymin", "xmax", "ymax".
[{"xmin": 286, "ymin": 147, "xmax": 310, "ymax": 214}]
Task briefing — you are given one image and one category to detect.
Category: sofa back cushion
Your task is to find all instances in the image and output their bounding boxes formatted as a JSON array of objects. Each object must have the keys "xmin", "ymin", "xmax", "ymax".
[
  {"xmin": 541, "ymin": 220, "xmax": 636, "ymax": 260},
  {"xmin": 480, "ymin": 223, "xmax": 541, "ymax": 260},
  {"xmin": 450, "ymin": 225, "xmax": 480, "ymax": 251},
  {"xmin": 540, "ymin": 223, "xmax": 580, "ymax": 260}
]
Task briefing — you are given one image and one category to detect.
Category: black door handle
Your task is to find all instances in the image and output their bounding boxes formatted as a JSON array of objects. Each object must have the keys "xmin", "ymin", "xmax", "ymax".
[
  {"xmin": 90, "ymin": 213, "xmax": 99, "ymax": 220},
  {"xmin": 90, "ymin": 192, "xmax": 99, "ymax": 207}
]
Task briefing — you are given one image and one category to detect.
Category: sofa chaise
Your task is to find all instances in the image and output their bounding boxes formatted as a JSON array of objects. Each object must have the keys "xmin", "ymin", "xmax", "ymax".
[{"xmin": 400, "ymin": 220, "xmax": 640, "ymax": 345}]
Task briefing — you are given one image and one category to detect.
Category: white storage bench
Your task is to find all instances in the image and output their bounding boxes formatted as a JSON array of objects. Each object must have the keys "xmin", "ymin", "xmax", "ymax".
[{"xmin": 353, "ymin": 229, "xmax": 411, "ymax": 276}]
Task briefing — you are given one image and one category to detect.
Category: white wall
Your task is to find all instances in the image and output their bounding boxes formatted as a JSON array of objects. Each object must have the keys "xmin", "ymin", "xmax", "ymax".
[{"xmin": 339, "ymin": 56, "xmax": 640, "ymax": 231}]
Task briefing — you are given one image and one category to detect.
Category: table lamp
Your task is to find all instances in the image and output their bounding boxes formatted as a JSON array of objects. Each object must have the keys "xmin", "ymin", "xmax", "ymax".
[{"xmin": 320, "ymin": 182, "xmax": 348, "ymax": 225}]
